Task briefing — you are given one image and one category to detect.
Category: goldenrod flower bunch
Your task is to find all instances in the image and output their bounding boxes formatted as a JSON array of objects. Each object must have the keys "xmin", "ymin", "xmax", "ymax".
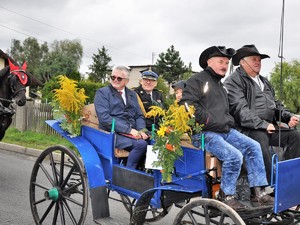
[
  {"xmin": 52, "ymin": 75, "xmax": 88, "ymax": 137},
  {"xmin": 146, "ymin": 101, "xmax": 201, "ymax": 182}
]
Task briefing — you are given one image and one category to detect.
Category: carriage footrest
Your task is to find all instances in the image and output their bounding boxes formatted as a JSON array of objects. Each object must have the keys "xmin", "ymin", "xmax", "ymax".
[{"xmin": 237, "ymin": 205, "xmax": 273, "ymax": 220}]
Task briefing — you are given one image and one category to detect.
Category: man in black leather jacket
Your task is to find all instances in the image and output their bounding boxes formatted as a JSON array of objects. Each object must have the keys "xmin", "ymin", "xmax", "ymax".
[
  {"xmin": 224, "ymin": 44, "xmax": 300, "ymax": 182},
  {"xmin": 180, "ymin": 46, "xmax": 273, "ymax": 211}
]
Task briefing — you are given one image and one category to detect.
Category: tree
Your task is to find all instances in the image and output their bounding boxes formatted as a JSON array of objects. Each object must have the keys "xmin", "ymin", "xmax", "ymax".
[
  {"xmin": 51, "ymin": 39, "xmax": 83, "ymax": 69},
  {"xmin": 88, "ymin": 46, "xmax": 112, "ymax": 83},
  {"xmin": 269, "ymin": 60, "xmax": 300, "ymax": 113},
  {"xmin": 9, "ymin": 38, "xmax": 83, "ymax": 82},
  {"xmin": 9, "ymin": 37, "xmax": 49, "ymax": 80},
  {"xmin": 155, "ymin": 45, "xmax": 190, "ymax": 85}
]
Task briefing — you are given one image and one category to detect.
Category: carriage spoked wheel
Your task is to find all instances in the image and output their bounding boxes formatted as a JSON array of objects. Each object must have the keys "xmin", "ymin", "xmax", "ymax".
[
  {"xmin": 172, "ymin": 198, "xmax": 245, "ymax": 225},
  {"xmin": 29, "ymin": 145, "xmax": 88, "ymax": 225},
  {"xmin": 119, "ymin": 194, "xmax": 172, "ymax": 222}
]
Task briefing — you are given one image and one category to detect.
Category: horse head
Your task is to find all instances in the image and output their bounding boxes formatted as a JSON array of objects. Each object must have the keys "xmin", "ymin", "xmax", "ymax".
[
  {"xmin": 0, "ymin": 59, "xmax": 43, "ymax": 107},
  {"xmin": 7, "ymin": 59, "xmax": 28, "ymax": 106}
]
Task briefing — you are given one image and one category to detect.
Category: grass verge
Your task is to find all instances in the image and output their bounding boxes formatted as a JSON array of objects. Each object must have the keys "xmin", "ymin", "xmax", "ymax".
[{"xmin": 1, "ymin": 127, "xmax": 75, "ymax": 151}]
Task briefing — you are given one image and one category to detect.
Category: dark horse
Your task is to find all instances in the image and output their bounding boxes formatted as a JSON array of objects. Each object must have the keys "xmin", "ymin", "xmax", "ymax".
[{"xmin": 0, "ymin": 59, "xmax": 42, "ymax": 140}]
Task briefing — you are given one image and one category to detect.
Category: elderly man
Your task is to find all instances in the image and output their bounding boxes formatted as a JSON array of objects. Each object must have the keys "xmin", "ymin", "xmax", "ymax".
[
  {"xmin": 134, "ymin": 67, "xmax": 163, "ymax": 131},
  {"xmin": 180, "ymin": 46, "xmax": 273, "ymax": 210},
  {"xmin": 224, "ymin": 44, "xmax": 300, "ymax": 182},
  {"xmin": 94, "ymin": 66, "xmax": 148, "ymax": 169}
]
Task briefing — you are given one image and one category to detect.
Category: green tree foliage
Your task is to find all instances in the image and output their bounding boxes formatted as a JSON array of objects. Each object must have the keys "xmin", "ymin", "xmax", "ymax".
[
  {"xmin": 9, "ymin": 38, "xmax": 83, "ymax": 82},
  {"xmin": 155, "ymin": 45, "xmax": 190, "ymax": 85},
  {"xmin": 78, "ymin": 80, "xmax": 106, "ymax": 103},
  {"xmin": 41, "ymin": 76, "xmax": 104, "ymax": 104},
  {"xmin": 9, "ymin": 37, "xmax": 48, "ymax": 78},
  {"xmin": 88, "ymin": 46, "xmax": 112, "ymax": 83},
  {"xmin": 270, "ymin": 60, "xmax": 300, "ymax": 113}
]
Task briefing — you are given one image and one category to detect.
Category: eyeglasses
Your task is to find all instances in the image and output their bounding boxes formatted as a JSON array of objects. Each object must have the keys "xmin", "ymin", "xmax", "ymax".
[
  {"xmin": 142, "ymin": 78, "xmax": 156, "ymax": 83},
  {"xmin": 110, "ymin": 76, "xmax": 127, "ymax": 82}
]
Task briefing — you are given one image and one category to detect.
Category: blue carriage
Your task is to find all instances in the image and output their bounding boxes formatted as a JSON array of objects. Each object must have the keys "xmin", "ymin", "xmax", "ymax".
[{"xmin": 29, "ymin": 118, "xmax": 300, "ymax": 225}]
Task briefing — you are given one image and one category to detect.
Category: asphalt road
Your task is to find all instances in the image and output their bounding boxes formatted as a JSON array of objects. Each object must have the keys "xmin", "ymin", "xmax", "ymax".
[{"xmin": 0, "ymin": 146, "xmax": 179, "ymax": 225}]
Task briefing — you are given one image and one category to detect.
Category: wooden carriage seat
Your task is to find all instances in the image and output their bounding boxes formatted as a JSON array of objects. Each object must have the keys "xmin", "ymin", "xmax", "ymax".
[{"xmin": 81, "ymin": 104, "xmax": 129, "ymax": 158}]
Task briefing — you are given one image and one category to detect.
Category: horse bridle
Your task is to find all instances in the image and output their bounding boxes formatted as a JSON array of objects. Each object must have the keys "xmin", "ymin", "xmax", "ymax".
[
  {"xmin": 0, "ymin": 72, "xmax": 27, "ymax": 104},
  {"xmin": 8, "ymin": 71, "xmax": 27, "ymax": 97}
]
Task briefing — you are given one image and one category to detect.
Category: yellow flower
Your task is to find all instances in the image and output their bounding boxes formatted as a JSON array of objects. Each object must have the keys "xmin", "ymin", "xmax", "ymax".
[
  {"xmin": 157, "ymin": 126, "xmax": 167, "ymax": 137},
  {"xmin": 146, "ymin": 106, "xmax": 166, "ymax": 118},
  {"xmin": 52, "ymin": 75, "xmax": 89, "ymax": 137},
  {"xmin": 148, "ymin": 101, "xmax": 202, "ymax": 182}
]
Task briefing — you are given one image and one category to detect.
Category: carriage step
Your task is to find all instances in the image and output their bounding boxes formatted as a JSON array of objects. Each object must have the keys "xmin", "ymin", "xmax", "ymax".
[{"xmin": 237, "ymin": 205, "xmax": 273, "ymax": 220}]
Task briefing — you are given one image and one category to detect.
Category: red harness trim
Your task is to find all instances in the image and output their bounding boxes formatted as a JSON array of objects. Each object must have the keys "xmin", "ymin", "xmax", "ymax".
[
  {"xmin": 10, "ymin": 70, "xmax": 28, "ymax": 85},
  {"xmin": 8, "ymin": 59, "xmax": 28, "ymax": 85}
]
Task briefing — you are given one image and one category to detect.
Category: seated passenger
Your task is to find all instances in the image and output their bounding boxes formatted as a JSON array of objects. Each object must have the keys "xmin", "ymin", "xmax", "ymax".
[
  {"xmin": 180, "ymin": 46, "xmax": 274, "ymax": 211},
  {"xmin": 134, "ymin": 67, "xmax": 164, "ymax": 132},
  {"xmin": 172, "ymin": 80, "xmax": 186, "ymax": 102},
  {"xmin": 224, "ymin": 44, "xmax": 300, "ymax": 183},
  {"xmin": 94, "ymin": 66, "xmax": 148, "ymax": 169}
]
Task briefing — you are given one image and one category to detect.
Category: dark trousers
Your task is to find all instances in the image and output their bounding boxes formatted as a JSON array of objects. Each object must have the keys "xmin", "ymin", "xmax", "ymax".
[
  {"xmin": 246, "ymin": 129, "xmax": 300, "ymax": 183},
  {"xmin": 124, "ymin": 139, "xmax": 147, "ymax": 169}
]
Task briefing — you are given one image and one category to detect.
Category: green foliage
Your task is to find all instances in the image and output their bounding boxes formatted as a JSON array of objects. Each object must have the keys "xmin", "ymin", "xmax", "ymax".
[
  {"xmin": 9, "ymin": 37, "xmax": 49, "ymax": 80},
  {"xmin": 9, "ymin": 38, "xmax": 83, "ymax": 82},
  {"xmin": 41, "ymin": 77, "xmax": 60, "ymax": 103},
  {"xmin": 41, "ymin": 76, "xmax": 105, "ymax": 104},
  {"xmin": 2, "ymin": 127, "xmax": 75, "ymax": 151},
  {"xmin": 155, "ymin": 45, "xmax": 191, "ymax": 85},
  {"xmin": 269, "ymin": 60, "xmax": 300, "ymax": 113},
  {"xmin": 88, "ymin": 46, "xmax": 112, "ymax": 83},
  {"xmin": 78, "ymin": 80, "xmax": 106, "ymax": 103}
]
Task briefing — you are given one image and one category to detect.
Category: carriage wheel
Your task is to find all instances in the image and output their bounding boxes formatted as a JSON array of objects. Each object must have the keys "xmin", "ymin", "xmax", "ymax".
[
  {"xmin": 29, "ymin": 145, "xmax": 88, "ymax": 225},
  {"xmin": 120, "ymin": 194, "xmax": 172, "ymax": 222},
  {"xmin": 244, "ymin": 211, "xmax": 294, "ymax": 225},
  {"xmin": 173, "ymin": 198, "xmax": 245, "ymax": 225}
]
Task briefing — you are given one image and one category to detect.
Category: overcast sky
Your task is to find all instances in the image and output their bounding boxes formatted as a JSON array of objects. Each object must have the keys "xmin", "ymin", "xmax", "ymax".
[{"xmin": 0, "ymin": 0, "xmax": 299, "ymax": 77}]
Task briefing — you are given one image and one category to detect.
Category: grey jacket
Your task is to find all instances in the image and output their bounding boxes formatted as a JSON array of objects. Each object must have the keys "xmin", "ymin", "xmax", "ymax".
[{"xmin": 224, "ymin": 67, "xmax": 293, "ymax": 130}]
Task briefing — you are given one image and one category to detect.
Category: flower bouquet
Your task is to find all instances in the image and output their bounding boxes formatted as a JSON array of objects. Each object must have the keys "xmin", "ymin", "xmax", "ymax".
[
  {"xmin": 52, "ymin": 75, "xmax": 88, "ymax": 137},
  {"xmin": 146, "ymin": 101, "xmax": 202, "ymax": 182}
]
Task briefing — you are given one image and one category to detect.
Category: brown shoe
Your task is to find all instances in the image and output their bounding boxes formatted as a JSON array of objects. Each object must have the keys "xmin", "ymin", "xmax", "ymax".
[
  {"xmin": 250, "ymin": 187, "xmax": 274, "ymax": 207},
  {"xmin": 218, "ymin": 189, "xmax": 248, "ymax": 211}
]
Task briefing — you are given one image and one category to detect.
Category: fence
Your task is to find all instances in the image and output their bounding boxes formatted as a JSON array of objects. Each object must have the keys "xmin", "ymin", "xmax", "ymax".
[{"xmin": 11, "ymin": 100, "xmax": 55, "ymax": 135}]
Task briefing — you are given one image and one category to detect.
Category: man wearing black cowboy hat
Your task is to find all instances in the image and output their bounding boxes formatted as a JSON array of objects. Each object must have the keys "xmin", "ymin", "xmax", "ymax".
[
  {"xmin": 180, "ymin": 46, "xmax": 274, "ymax": 211},
  {"xmin": 224, "ymin": 44, "xmax": 300, "ymax": 183}
]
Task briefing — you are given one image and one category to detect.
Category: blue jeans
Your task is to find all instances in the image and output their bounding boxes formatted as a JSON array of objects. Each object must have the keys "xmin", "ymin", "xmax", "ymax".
[{"xmin": 193, "ymin": 128, "xmax": 268, "ymax": 195}]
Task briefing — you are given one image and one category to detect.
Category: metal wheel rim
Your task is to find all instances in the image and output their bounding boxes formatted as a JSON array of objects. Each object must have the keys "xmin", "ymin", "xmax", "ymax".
[{"xmin": 29, "ymin": 145, "xmax": 88, "ymax": 225}]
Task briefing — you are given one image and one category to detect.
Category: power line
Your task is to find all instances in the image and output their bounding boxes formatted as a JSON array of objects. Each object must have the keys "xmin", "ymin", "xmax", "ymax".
[{"xmin": 0, "ymin": 4, "xmax": 149, "ymax": 60}]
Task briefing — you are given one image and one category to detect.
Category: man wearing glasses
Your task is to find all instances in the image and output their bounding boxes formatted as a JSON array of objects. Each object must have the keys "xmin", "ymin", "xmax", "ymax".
[
  {"xmin": 94, "ymin": 66, "xmax": 148, "ymax": 169},
  {"xmin": 134, "ymin": 67, "xmax": 164, "ymax": 132}
]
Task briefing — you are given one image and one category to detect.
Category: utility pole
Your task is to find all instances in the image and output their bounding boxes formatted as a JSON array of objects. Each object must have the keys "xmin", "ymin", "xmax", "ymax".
[{"xmin": 152, "ymin": 52, "xmax": 155, "ymax": 65}]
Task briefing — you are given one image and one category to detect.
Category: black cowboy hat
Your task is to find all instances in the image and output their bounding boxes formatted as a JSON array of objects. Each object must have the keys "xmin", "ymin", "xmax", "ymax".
[
  {"xmin": 232, "ymin": 44, "xmax": 270, "ymax": 66},
  {"xmin": 199, "ymin": 46, "xmax": 236, "ymax": 69}
]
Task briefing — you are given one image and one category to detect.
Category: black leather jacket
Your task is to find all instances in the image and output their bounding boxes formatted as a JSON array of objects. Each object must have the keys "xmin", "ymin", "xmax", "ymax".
[
  {"xmin": 134, "ymin": 85, "xmax": 163, "ymax": 131},
  {"xmin": 224, "ymin": 67, "xmax": 293, "ymax": 130},
  {"xmin": 180, "ymin": 67, "xmax": 235, "ymax": 133}
]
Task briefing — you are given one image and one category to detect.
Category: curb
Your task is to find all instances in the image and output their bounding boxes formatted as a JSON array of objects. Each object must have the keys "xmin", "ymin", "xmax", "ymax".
[{"xmin": 0, "ymin": 142, "xmax": 42, "ymax": 157}]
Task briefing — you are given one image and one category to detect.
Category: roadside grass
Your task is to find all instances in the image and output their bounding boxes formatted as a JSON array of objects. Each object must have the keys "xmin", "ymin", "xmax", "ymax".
[{"xmin": 1, "ymin": 127, "xmax": 75, "ymax": 151}]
